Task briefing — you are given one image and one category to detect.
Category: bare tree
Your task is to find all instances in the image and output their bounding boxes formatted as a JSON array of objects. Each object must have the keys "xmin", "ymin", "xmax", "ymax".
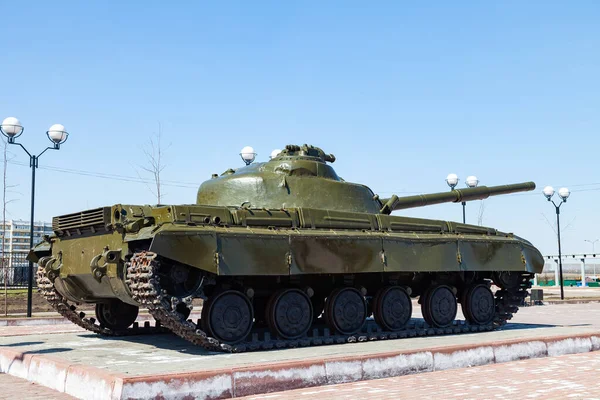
[
  {"xmin": 541, "ymin": 212, "xmax": 576, "ymax": 236},
  {"xmin": 477, "ymin": 200, "xmax": 485, "ymax": 226},
  {"xmin": 2, "ymin": 140, "xmax": 19, "ymax": 316},
  {"xmin": 136, "ymin": 123, "xmax": 170, "ymax": 204}
]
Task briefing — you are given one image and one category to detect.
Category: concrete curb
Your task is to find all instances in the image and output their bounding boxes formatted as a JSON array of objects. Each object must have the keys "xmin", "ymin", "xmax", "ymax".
[
  {"xmin": 0, "ymin": 316, "xmax": 70, "ymax": 326},
  {"xmin": 0, "ymin": 312, "xmax": 162, "ymax": 327},
  {"xmin": 0, "ymin": 311, "xmax": 200, "ymax": 327},
  {"xmin": 541, "ymin": 299, "xmax": 600, "ymax": 305},
  {"xmin": 1, "ymin": 331, "xmax": 599, "ymax": 399}
]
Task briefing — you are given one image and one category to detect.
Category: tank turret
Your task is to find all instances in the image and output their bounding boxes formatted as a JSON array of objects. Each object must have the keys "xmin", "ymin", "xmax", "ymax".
[
  {"xmin": 197, "ymin": 144, "xmax": 381, "ymax": 213},
  {"xmin": 379, "ymin": 182, "xmax": 536, "ymax": 214}
]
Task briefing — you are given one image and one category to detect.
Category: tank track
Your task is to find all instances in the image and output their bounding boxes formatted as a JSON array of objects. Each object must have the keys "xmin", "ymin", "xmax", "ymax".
[
  {"xmin": 36, "ymin": 266, "xmax": 167, "ymax": 337},
  {"xmin": 126, "ymin": 251, "xmax": 532, "ymax": 353}
]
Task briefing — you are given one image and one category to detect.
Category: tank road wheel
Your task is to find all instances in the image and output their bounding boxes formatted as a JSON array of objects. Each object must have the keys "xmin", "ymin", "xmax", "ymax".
[
  {"xmin": 267, "ymin": 289, "xmax": 313, "ymax": 339},
  {"xmin": 205, "ymin": 290, "xmax": 253, "ymax": 345},
  {"xmin": 95, "ymin": 300, "xmax": 139, "ymax": 330},
  {"xmin": 373, "ymin": 286, "xmax": 412, "ymax": 331},
  {"xmin": 325, "ymin": 288, "xmax": 367, "ymax": 335},
  {"xmin": 421, "ymin": 285, "xmax": 457, "ymax": 328},
  {"xmin": 462, "ymin": 283, "xmax": 495, "ymax": 325}
]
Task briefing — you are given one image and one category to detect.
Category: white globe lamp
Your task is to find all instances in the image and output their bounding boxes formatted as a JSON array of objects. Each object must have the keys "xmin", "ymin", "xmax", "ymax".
[
  {"xmin": 446, "ymin": 173, "xmax": 459, "ymax": 190},
  {"xmin": 270, "ymin": 149, "xmax": 282, "ymax": 159},
  {"xmin": 240, "ymin": 146, "xmax": 256, "ymax": 165},
  {"xmin": 47, "ymin": 123, "xmax": 69, "ymax": 147},
  {"xmin": 542, "ymin": 186, "xmax": 555, "ymax": 200},
  {"xmin": 465, "ymin": 175, "xmax": 479, "ymax": 188},
  {"xmin": 0, "ymin": 117, "xmax": 24, "ymax": 141},
  {"xmin": 558, "ymin": 187, "xmax": 570, "ymax": 202}
]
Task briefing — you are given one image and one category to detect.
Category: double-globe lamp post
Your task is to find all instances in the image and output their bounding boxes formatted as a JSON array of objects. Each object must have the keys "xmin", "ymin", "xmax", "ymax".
[
  {"xmin": 584, "ymin": 239, "xmax": 599, "ymax": 255},
  {"xmin": 0, "ymin": 117, "xmax": 69, "ymax": 317},
  {"xmin": 239, "ymin": 146, "xmax": 282, "ymax": 165},
  {"xmin": 446, "ymin": 174, "xmax": 479, "ymax": 223},
  {"xmin": 584, "ymin": 239, "xmax": 599, "ymax": 278},
  {"xmin": 585, "ymin": 239, "xmax": 599, "ymax": 278},
  {"xmin": 542, "ymin": 185, "xmax": 571, "ymax": 301}
]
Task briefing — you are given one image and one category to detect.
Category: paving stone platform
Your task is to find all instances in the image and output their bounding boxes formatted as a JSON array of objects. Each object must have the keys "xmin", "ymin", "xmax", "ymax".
[
  {"xmin": 0, "ymin": 303, "xmax": 599, "ymax": 399},
  {"xmin": 237, "ymin": 350, "xmax": 600, "ymax": 399}
]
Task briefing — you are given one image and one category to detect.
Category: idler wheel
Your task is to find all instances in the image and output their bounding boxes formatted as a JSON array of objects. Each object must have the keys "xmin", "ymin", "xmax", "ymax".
[
  {"xmin": 325, "ymin": 288, "xmax": 367, "ymax": 335},
  {"xmin": 164, "ymin": 264, "xmax": 202, "ymax": 298},
  {"xmin": 373, "ymin": 286, "xmax": 412, "ymax": 331},
  {"xmin": 95, "ymin": 300, "xmax": 139, "ymax": 330},
  {"xmin": 204, "ymin": 290, "xmax": 253, "ymax": 344},
  {"xmin": 492, "ymin": 271, "xmax": 523, "ymax": 290},
  {"xmin": 421, "ymin": 285, "xmax": 457, "ymax": 328},
  {"xmin": 267, "ymin": 289, "xmax": 313, "ymax": 339},
  {"xmin": 462, "ymin": 283, "xmax": 495, "ymax": 325}
]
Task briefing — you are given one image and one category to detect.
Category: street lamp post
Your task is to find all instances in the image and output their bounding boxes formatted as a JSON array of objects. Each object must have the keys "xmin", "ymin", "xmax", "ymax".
[
  {"xmin": 464, "ymin": 176, "xmax": 479, "ymax": 223},
  {"xmin": 584, "ymin": 239, "xmax": 598, "ymax": 254},
  {"xmin": 585, "ymin": 239, "xmax": 599, "ymax": 277},
  {"xmin": 445, "ymin": 173, "xmax": 479, "ymax": 223},
  {"xmin": 0, "ymin": 117, "xmax": 69, "ymax": 317},
  {"xmin": 542, "ymin": 185, "xmax": 571, "ymax": 301}
]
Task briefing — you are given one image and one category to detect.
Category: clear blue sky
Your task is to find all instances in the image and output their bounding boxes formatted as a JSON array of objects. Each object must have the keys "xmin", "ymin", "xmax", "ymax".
[{"xmin": 1, "ymin": 1, "xmax": 599, "ymax": 257}]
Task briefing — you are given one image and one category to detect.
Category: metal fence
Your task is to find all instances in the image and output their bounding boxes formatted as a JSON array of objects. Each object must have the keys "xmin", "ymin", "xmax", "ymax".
[{"xmin": 0, "ymin": 252, "xmax": 32, "ymax": 288}]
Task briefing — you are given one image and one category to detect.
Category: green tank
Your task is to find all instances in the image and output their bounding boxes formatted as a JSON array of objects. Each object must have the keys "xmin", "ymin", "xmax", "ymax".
[{"xmin": 29, "ymin": 144, "xmax": 543, "ymax": 352}]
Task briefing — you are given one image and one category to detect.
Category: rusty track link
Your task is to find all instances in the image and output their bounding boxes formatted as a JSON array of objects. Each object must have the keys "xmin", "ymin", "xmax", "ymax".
[
  {"xmin": 36, "ymin": 266, "xmax": 166, "ymax": 336},
  {"xmin": 126, "ymin": 251, "xmax": 532, "ymax": 353}
]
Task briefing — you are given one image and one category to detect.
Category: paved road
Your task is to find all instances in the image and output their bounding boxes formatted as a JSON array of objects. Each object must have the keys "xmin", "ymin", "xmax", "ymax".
[
  {"xmin": 242, "ymin": 351, "xmax": 600, "ymax": 399},
  {"xmin": 534, "ymin": 286, "xmax": 600, "ymax": 299},
  {"xmin": 0, "ymin": 374, "xmax": 74, "ymax": 399}
]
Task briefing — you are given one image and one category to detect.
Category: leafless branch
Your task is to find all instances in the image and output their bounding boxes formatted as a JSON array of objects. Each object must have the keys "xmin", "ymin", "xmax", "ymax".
[
  {"xmin": 477, "ymin": 200, "xmax": 485, "ymax": 226},
  {"xmin": 561, "ymin": 217, "xmax": 576, "ymax": 233},
  {"xmin": 133, "ymin": 123, "xmax": 171, "ymax": 204},
  {"xmin": 540, "ymin": 212, "xmax": 575, "ymax": 236},
  {"xmin": 131, "ymin": 163, "xmax": 157, "ymax": 200},
  {"xmin": 541, "ymin": 212, "xmax": 558, "ymax": 235}
]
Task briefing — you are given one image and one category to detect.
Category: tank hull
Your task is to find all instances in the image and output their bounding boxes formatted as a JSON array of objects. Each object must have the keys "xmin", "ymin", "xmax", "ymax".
[{"xmin": 32, "ymin": 204, "xmax": 543, "ymax": 304}]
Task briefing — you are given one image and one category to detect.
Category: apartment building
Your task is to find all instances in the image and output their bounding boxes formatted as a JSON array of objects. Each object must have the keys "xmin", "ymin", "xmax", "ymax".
[{"xmin": 0, "ymin": 220, "xmax": 53, "ymax": 272}]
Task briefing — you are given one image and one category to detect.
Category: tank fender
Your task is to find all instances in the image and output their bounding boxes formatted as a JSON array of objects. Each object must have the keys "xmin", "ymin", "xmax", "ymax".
[
  {"xmin": 520, "ymin": 243, "xmax": 545, "ymax": 274},
  {"xmin": 27, "ymin": 240, "xmax": 52, "ymax": 263},
  {"xmin": 149, "ymin": 226, "xmax": 218, "ymax": 274},
  {"xmin": 123, "ymin": 225, "xmax": 159, "ymax": 243}
]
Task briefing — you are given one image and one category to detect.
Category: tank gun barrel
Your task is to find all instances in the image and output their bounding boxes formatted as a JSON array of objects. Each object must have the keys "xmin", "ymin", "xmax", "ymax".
[{"xmin": 380, "ymin": 181, "xmax": 536, "ymax": 214}]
